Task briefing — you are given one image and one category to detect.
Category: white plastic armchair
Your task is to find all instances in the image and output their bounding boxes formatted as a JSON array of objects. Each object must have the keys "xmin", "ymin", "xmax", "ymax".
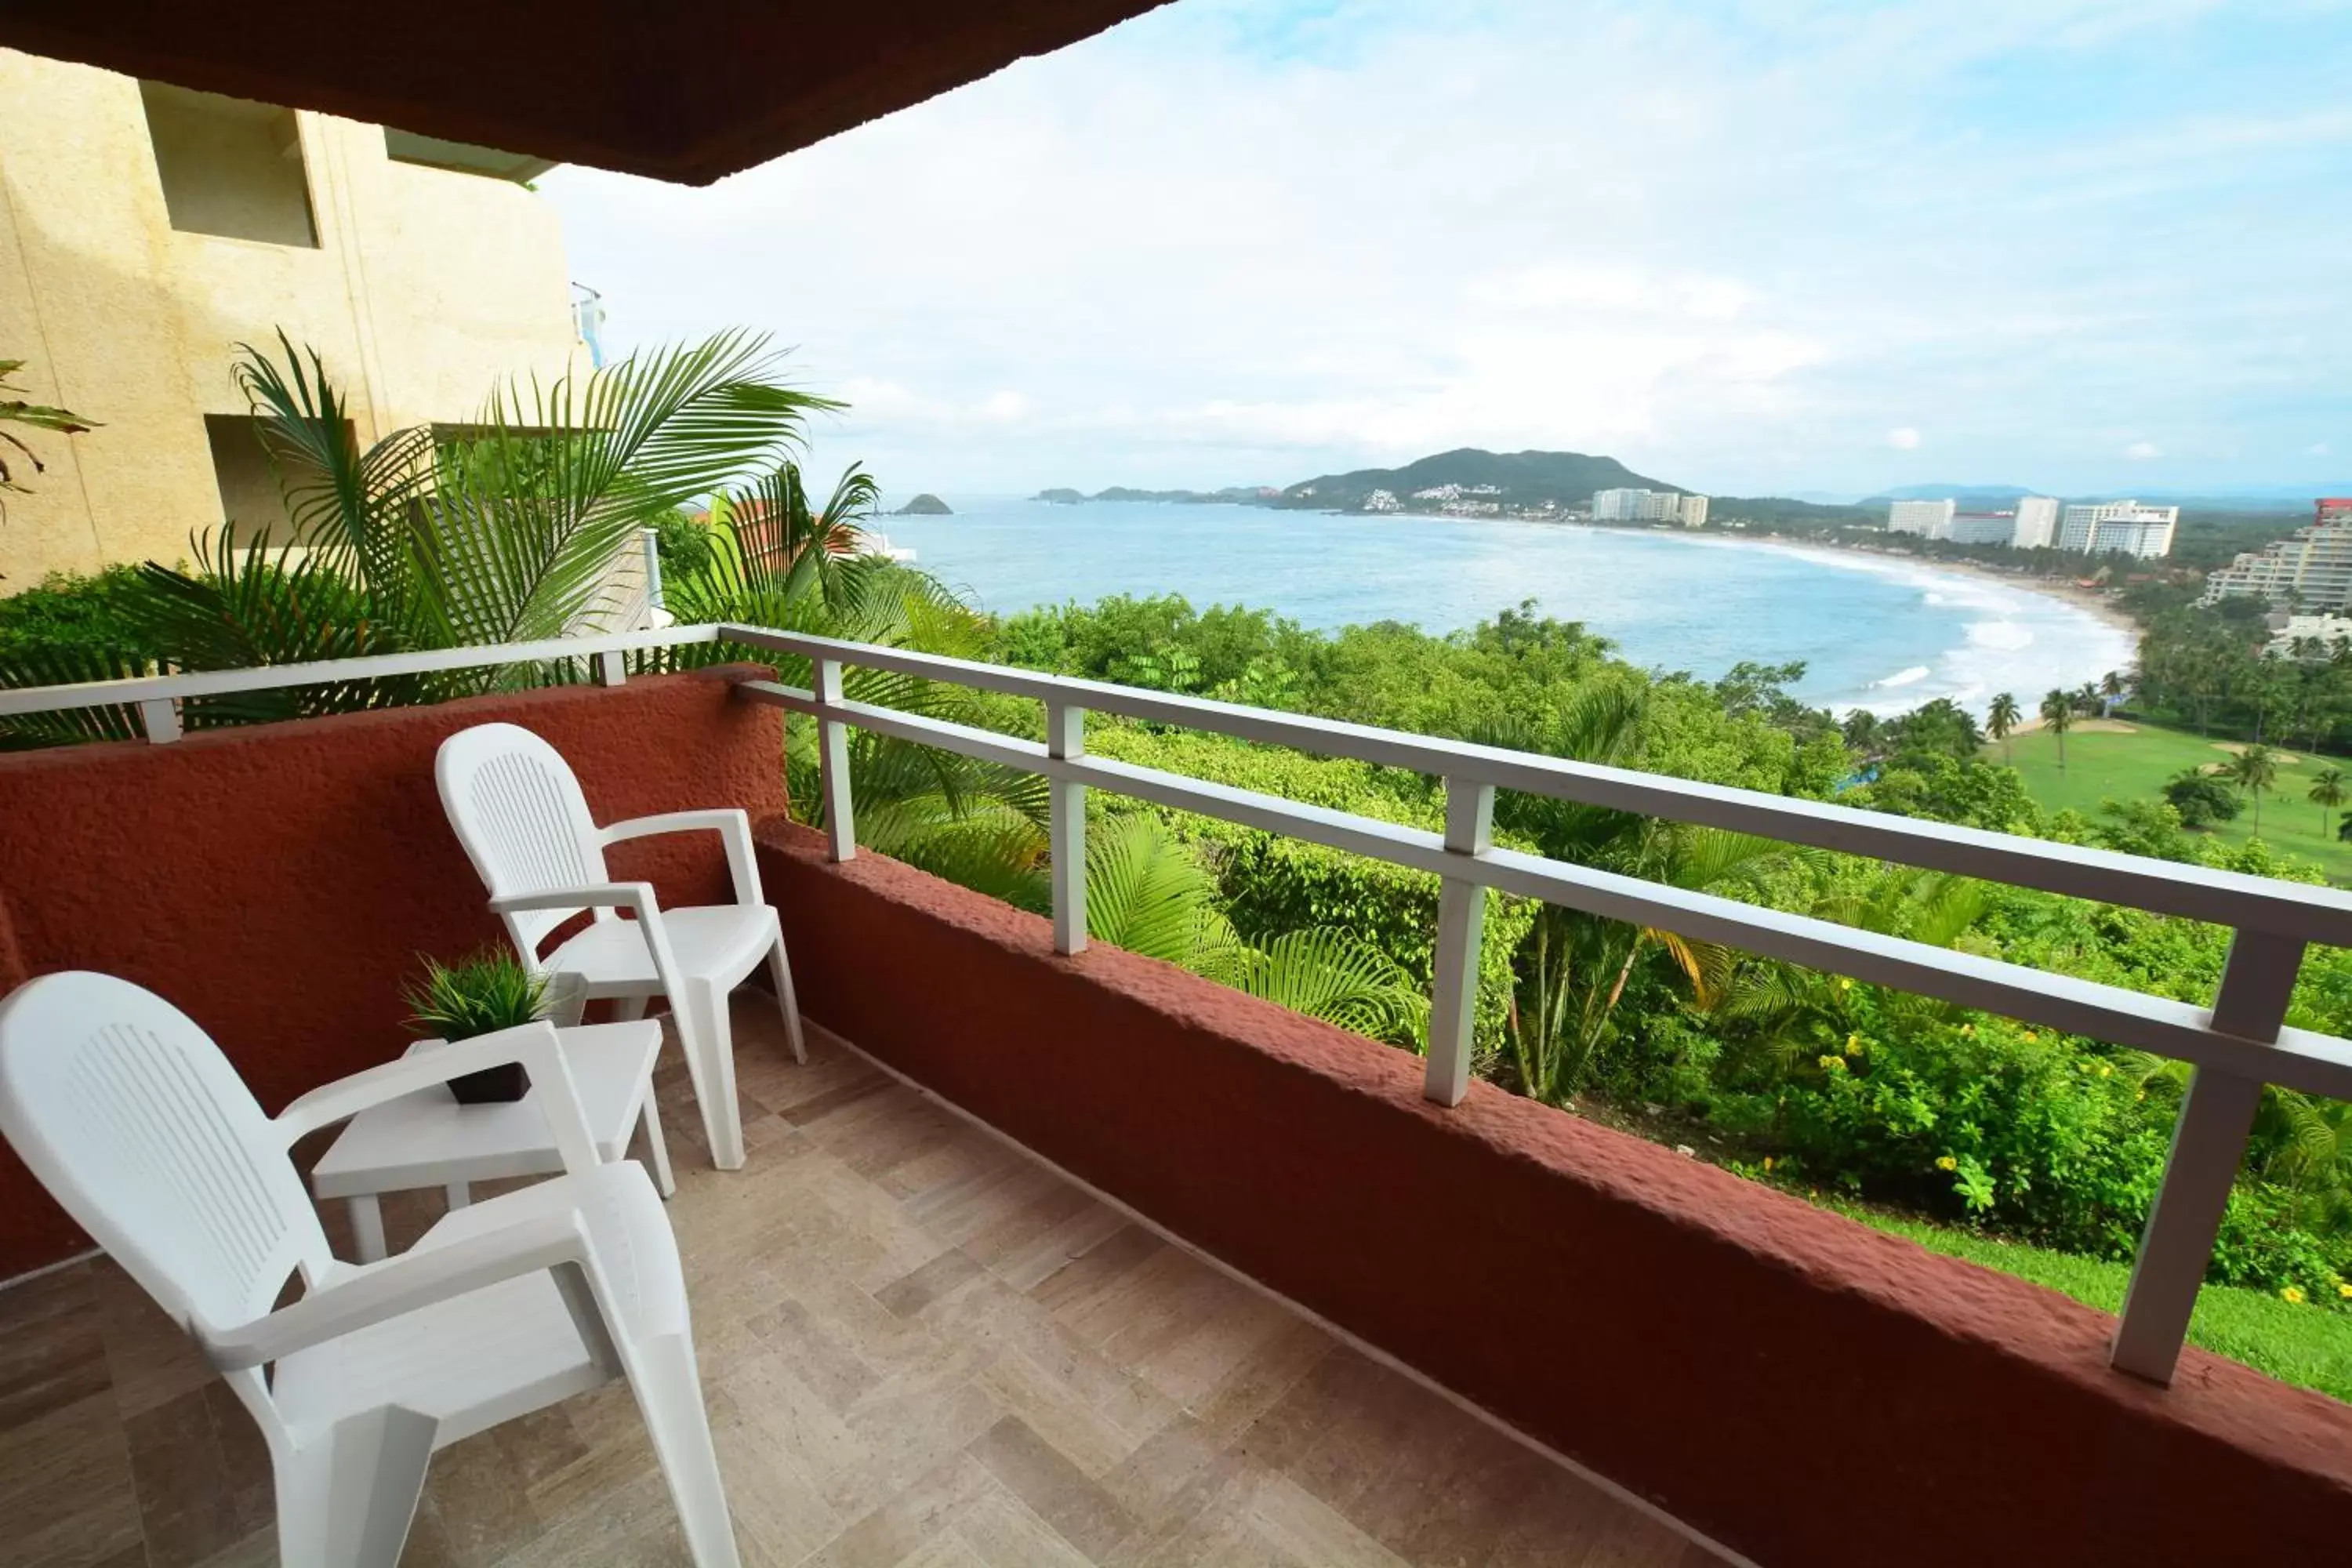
[
  {"xmin": 0, "ymin": 972, "xmax": 742, "ymax": 1568},
  {"xmin": 436, "ymin": 722, "xmax": 805, "ymax": 1171}
]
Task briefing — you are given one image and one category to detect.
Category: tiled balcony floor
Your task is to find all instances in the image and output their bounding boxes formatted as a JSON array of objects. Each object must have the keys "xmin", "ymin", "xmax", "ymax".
[{"xmin": 0, "ymin": 1001, "xmax": 1722, "ymax": 1567}]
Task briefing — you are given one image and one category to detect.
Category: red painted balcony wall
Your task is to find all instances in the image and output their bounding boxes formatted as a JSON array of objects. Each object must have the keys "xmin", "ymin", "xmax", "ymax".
[
  {"xmin": 754, "ymin": 820, "xmax": 2352, "ymax": 1568},
  {"xmin": 0, "ymin": 667, "xmax": 782, "ymax": 1276}
]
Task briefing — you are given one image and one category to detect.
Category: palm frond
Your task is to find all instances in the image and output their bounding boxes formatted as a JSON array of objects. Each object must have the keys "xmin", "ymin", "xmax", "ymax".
[
  {"xmin": 0, "ymin": 644, "xmax": 153, "ymax": 748},
  {"xmin": 1084, "ymin": 815, "xmax": 1216, "ymax": 964}
]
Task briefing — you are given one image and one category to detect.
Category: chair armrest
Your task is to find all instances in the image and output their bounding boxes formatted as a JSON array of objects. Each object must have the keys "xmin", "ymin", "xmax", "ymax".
[
  {"xmin": 488, "ymin": 880, "xmax": 660, "ymax": 920},
  {"xmin": 599, "ymin": 809, "xmax": 766, "ymax": 909},
  {"xmin": 198, "ymin": 1210, "xmax": 597, "ymax": 1371},
  {"xmin": 486, "ymin": 882, "xmax": 691, "ymax": 1021},
  {"xmin": 273, "ymin": 1020, "xmax": 601, "ymax": 1176}
]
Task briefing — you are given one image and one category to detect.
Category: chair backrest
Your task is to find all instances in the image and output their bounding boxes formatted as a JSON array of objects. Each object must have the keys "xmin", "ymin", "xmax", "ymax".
[
  {"xmin": 0, "ymin": 972, "xmax": 329, "ymax": 1341},
  {"xmin": 437, "ymin": 721, "xmax": 612, "ymax": 960}
]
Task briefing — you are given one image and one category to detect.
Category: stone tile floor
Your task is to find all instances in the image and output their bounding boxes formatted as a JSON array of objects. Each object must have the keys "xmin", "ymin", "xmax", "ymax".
[{"xmin": 0, "ymin": 1000, "xmax": 1723, "ymax": 1566}]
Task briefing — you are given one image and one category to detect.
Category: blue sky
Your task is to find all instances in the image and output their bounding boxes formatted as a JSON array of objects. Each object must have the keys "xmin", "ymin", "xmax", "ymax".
[{"xmin": 540, "ymin": 0, "xmax": 2352, "ymax": 499}]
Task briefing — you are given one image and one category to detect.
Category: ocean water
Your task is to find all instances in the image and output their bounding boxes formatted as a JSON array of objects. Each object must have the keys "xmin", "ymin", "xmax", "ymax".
[{"xmin": 872, "ymin": 499, "xmax": 2136, "ymax": 719}]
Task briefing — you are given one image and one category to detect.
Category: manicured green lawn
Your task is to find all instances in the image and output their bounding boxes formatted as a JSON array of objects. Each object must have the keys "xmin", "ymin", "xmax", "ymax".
[
  {"xmin": 1838, "ymin": 1203, "xmax": 2352, "ymax": 1402},
  {"xmin": 1991, "ymin": 720, "xmax": 2352, "ymax": 881}
]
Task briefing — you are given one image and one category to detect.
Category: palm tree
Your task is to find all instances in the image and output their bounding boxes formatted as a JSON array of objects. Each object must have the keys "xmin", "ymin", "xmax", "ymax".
[
  {"xmin": 1479, "ymin": 681, "xmax": 1795, "ymax": 1103},
  {"xmin": 1987, "ymin": 692, "xmax": 2021, "ymax": 763},
  {"xmin": 2231, "ymin": 742, "xmax": 2280, "ymax": 836},
  {"xmin": 1081, "ymin": 814, "xmax": 1427, "ymax": 1043},
  {"xmin": 2, "ymin": 331, "xmax": 834, "ymax": 740},
  {"xmin": 2040, "ymin": 689, "xmax": 2074, "ymax": 771},
  {"xmin": 2100, "ymin": 668, "xmax": 2127, "ymax": 713},
  {"xmin": 2074, "ymin": 681, "xmax": 2100, "ymax": 717},
  {"xmin": 2310, "ymin": 766, "xmax": 2346, "ymax": 840}
]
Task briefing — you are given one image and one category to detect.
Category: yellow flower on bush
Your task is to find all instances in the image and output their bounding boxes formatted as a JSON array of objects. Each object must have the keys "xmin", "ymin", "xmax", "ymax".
[
  {"xmin": 1961, "ymin": 1024, "xmax": 1974, "ymax": 1036},
  {"xmin": 1762, "ymin": 1156, "xmax": 1775, "ymax": 1172},
  {"xmin": 2282, "ymin": 1286, "xmax": 2307, "ymax": 1305},
  {"xmin": 2339, "ymin": 1283, "xmax": 2352, "ymax": 1300},
  {"xmin": 1935, "ymin": 1156, "xmax": 1958, "ymax": 1172},
  {"xmin": 1845, "ymin": 1033, "xmax": 1861, "ymax": 1056},
  {"xmin": 2099, "ymin": 1065, "xmax": 2113, "ymax": 1077},
  {"xmin": 1817, "ymin": 1054, "xmax": 1847, "ymax": 1074},
  {"xmin": 1837, "ymin": 977, "xmax": 1852, "ymax": 992},
  {"xmin": 2024, "ymin": 1030, "xmax": 2038, "ymax": 1042}
]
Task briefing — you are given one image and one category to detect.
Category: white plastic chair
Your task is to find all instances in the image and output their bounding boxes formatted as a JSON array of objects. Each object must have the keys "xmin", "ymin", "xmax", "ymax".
[
  {"xmin": 436, "ymin": 721, "xmax": 804, "ymax": 1171},
  {"xmin": 0, "ymin": 971, "xmax": 742, "ymax": 1568}
]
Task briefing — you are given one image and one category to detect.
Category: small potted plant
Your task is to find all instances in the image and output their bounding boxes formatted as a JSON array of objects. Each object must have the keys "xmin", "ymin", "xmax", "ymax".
[{"xmin": 403, "ymin": 948, "xmax": 550, "ymax": 1105}]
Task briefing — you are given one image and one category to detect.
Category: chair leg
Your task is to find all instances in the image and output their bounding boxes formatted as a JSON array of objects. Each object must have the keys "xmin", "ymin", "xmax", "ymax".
[
  {"xmin": 614, "ymin": 993, "xmax": 652, "ymax": 1022},
  {"xmin": 687, "ymin": 981, "xmax": 745, "ymax": 1171},
  {"xmin": 766, "ymin": 936, "xmax": 807, "ymax": 1065},
  {"xmin": 639, "ymin": 1096, "xmax": 677, "ymax": 1198},
  {"xmin": 274, "ymin": 1405, "xmax": 440, "ymax": 1567},
  {"xmin": 629, "ymin": 1331, "xmax": 742, "ymax": 1568}
]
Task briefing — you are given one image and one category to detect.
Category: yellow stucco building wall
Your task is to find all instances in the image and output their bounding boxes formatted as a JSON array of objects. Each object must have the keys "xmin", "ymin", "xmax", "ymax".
[{"xmin": 0, "ymin": 49, "xmax": 584, "ymax": 586}]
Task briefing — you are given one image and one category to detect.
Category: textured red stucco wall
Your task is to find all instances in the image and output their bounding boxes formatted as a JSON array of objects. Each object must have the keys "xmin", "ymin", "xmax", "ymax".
[
  {"xmin": 0, "ymin": 668, "xmax": 782, "ymax": 1276},
  {"xmin": 756, "ymin": 821, "xmax": 2352, "ymax": 1567}
]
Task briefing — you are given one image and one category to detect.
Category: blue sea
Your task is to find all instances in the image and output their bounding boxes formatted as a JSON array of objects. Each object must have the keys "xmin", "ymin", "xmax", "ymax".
[{"xmin": 869, "ymin": 498, "xmax": 2136, "ymax": 719}]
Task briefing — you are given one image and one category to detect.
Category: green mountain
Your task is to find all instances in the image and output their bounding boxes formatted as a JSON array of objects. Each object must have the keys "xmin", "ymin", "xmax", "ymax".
[{"xmin": 1274, "ymin": 448, "xmax": 1675, "ymax": 511}]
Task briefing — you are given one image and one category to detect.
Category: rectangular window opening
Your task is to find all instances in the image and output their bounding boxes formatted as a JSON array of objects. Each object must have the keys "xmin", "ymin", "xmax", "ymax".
[{"xmin": 140, "ymin": 82, "xmax": 319, "ymax": 247}]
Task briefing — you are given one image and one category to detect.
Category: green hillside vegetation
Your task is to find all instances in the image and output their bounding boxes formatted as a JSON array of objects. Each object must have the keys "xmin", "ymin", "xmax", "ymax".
[{"xmin": 1275, "ymin": 447, "xmax": 1670, "ymax": 511}]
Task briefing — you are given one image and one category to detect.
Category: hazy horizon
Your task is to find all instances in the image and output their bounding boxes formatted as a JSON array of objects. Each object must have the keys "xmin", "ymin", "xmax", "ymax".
[{"xmin": 541, "ymin": 0, "xmax": 2352, "ymax": 501}]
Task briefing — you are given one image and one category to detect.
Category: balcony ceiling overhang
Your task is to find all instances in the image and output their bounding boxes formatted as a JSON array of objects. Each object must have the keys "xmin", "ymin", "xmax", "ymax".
[{"xmin": 0, "ymin": 0, "xmax": 1169, "ymax": 186}]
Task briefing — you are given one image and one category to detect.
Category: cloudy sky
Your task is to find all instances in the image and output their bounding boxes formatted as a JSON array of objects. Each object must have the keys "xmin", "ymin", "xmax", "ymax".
[{"xmin": 540, "ymin": 0, "xmax": 2352, "ymax": 500}]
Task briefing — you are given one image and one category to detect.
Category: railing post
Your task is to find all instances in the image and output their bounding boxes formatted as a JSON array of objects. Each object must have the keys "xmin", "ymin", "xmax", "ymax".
[
  {"xmin": 1425, "ymin": 777, "xmax": 1495, "ymax": 1106},
  {"xmin": 138, "ymin": 697, "xmax": 182, "ymax": 745},
  {"xmin": 2111, "ymin": 928, "xmax": 2303, "ymax": 1384},
  {"xmin": 1048, "ymin": 702, "xmax": 1087, "ymax": 955},
  {"xmin": 815, "ymin": 656, "xmax": 856, "ymax": 862},
  {"xmin": 595, "ymin": 649, "xmax": 627, "ymax": 688}
]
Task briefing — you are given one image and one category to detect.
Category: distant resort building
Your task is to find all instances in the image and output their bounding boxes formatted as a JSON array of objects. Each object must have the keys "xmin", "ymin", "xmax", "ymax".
[
  {"xmin": 1592, "ymin": 487, "xmax": 1706, "ymax": 524},
  {"xmin": 2058, "ymin": 499, "xmax": 2177, "ymax": 558},
  {"xmin": 1885, "ymin": 494, "xmax": 2066, "ymax": 550},
  {"xmin": 2264, "ymin": 611, "xmax": 2352, "ymax": 659},
  {"xmin": 2202, "ymin": 499, "xmax": 2352, "ymax": 610},
  {"xmin": 1886, "ymin": 499, "xmax": 1957, "ymax": 537},
  {"xmin": 2013, "ymin": 495, "xmax": 2060, "ymax": 548},
  {"xmin": 1363, "ymin": 488, "xmax": 1403, "ymax": 513},
  {"xmin": 1946, "ymin": 511, "xmax": 2018, "ymax": 546}
]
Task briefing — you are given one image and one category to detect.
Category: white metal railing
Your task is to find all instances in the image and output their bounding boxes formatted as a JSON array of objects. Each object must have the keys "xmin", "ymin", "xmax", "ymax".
[
  {"xmin": 718, "ymin": 625, "xmax": 2352, "ymax": 1390},
  {"xmin": 0, "ymin": 623, "xmax": 720, "ymax": 741},
  {"xmin": 4, "ymin": 619, "xmax": 2350, "ymax": 1388}
]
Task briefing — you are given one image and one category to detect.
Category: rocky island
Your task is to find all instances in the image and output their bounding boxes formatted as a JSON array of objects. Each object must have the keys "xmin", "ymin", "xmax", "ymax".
[{"xmin": 895, "ymin": 493, "xmax": 953, "ymax": 516}]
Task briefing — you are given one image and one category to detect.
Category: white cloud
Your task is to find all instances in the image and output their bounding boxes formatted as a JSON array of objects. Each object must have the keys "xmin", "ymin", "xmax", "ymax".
[
  {"xmin": 2125, "ymin": 441, "xmax": 2162, "ymax": 460},
  {"xmin": 539, "ymin": 0, "xmax": 2352, "ymax": 495}
]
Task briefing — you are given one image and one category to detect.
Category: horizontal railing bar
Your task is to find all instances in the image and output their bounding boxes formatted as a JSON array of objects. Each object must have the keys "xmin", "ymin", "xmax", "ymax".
[
  {"xmin": 720, "ymin": 626, "xmax": 2352, "ymax": 948},
  {"xmin": 0, "ymin": 624, "xmax": 721, "ymax": 717},
  {"xmin": 736, "ymin": 679, "xmax": 2352, "ymax": 1102}
]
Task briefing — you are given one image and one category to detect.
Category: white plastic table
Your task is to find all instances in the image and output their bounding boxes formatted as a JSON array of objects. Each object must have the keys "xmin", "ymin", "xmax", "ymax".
[{"xmin": 310, "ymin": 1019, "xmax": 672, "ymax": 1262}]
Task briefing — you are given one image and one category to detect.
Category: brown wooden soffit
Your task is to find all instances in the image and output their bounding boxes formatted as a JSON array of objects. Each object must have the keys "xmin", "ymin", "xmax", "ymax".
[{"xmin": 0, "ymin": 0, "xmax": 1171, "ymax": 185}]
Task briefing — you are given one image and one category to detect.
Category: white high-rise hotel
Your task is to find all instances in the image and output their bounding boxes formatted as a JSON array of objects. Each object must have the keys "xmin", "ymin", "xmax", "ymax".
[
  {"xmin": 1887, "ymin": 495, "xmax": 2167, "ymax": 555},
  {"xmin": 1886, "ymin": 499, "xmax": 1957, "ymax": 537},
  {"xmin": 2058, "ymin": 500, "xmax": 2179, "ymax": 559},
  {"xmin": 1592, "ymin": 488, "xmax": 1708, "ymax": 525},
  {"xmin": 2202, "ymin": 499, "xmax": 2352, "ymax": 611},
  {"xmin": 2013, "ymin": 495, "xmax": 2060, "ymax": 549}
]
